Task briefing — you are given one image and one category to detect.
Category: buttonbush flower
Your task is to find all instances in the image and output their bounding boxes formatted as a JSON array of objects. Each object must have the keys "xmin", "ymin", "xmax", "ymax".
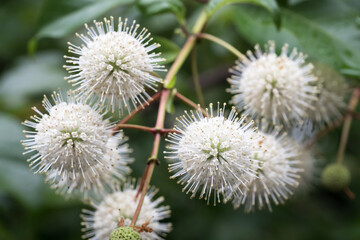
[
  {"xmin": 296, "ymin": 147, "xmax": 318, "ymax": 192},
  {"xmin": 232, "ymin": 132, "xmax": 302, "ymax": 212},
  {"xmin": 81, "ymin": 180, "xmax": 171, "ymax": 240},
  {"xmin": 64, "ymin": 16, "xmax": 165, "ymax": 114},
  {"xmin": 308, "ymin": 63, "xmax": 347, "ymax": 127},
  {"xmin": 165, "ymin": 103, "xmax": 261, "ymax": 205},
  {"xmin": 228, "ymin": 41, "xmax": 318, "ymax": 127},
  {"xmin": 22, "ymin": 91, "xmax": 133, "ymax": 197}
]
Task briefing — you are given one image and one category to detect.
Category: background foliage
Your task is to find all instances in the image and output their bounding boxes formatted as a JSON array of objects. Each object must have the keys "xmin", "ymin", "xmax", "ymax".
[{"xmin": 0, "ymin": 0, "xmax": 360, "ymax": 239}]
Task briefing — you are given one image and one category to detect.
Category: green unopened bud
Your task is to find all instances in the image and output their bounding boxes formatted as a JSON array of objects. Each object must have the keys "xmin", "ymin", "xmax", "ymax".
[
  {"xmin": 110, "ymin": 227, "xmax": 142, "ymax": 240},
  {"xmin": 322, "ymin": 163, "xmax": 350, "ymax": 191}
]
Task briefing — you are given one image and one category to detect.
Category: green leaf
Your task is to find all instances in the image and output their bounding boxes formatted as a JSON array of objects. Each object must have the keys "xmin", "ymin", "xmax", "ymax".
[
  {"xmin": 206, "ymin": 0, "xmax": 280, "ymax": 28},
  {"xmin": 34, "ymin": 0, "xmax": 134, "ymax": 40},
  {"xmin": 0, "ymin": 52, "xmax": 69, "ymax": 110},
  {"xmin": 136, "ymin": 0, "xmax": 186, "ymax": 23},
  {"xmin": 232, "ymin": 4, "xmax": 360, "ymax": 77},
  {"xmin": 0, "ymin": 114, "xmax": 25, "ymax": 160},
  {"xmin": 0, "ymin": 113, "xmax": 43, "ymax": 208},
  {"xmin": 152, "ymin": 36, "xmax": 180, "ymax": 64}
]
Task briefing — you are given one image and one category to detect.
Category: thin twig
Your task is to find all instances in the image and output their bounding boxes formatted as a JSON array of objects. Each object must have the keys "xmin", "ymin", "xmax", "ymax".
[
  {"xmin": 130, "ymin": 89, "xmax": 170, "ymax": 226},
  {"xmin": 305, "ymin": 115, "xmax": 346, "ymax": 148},
  {"xmin": 175, "ymin": 92, "xmax": 207, "ymax": 116},
  {"xmin": 191, "ymin": 48, "xmax": 205, "ymax": 107},
  {"xmin": 198, "ymin": 33, "xmax": 246, "ymax": 60},
  {"xmin": 344, "ymin": 187, "xmax": 356, "ymax": 200},
  {"xmin": 135, "ymin": 164, "xmax": 149, "ymax": 199},
  {"xmin": 117, "ymin": 92, "xmax": 161, "ymax": 126},
  {"xmin": 336, "ymin": 88, "xmax": 360, "ymax": 164},
  {"xmin": 116, "ymin": 124, "xmax": 156, "ymax": 133}
]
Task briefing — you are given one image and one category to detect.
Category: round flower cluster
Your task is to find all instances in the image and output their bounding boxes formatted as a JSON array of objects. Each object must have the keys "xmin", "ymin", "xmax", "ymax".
[
  {"xmin": 165, "ymin": 103, "xmax": 262, "ymax": 205},
  {"xmin": 232, "ymin": 132, "xmax": 302, "ymax": 212},
  {"xmin": 227, "ymin": 41, "xmax": 318, "ymax": 127},
  {"xmin": 22, "ymin": 91, "xmax": 133, "ymax": 197},
  {"xmin": 64, "ymin": 16, "xmax": 165, "ymax": 114},
  {"xmin": 81, "ymin": 180, "xmax": 171, "ymax": 240},
  {"xmin": 307, "ymin": 63, "xmax": 347, "ymax": 127}
]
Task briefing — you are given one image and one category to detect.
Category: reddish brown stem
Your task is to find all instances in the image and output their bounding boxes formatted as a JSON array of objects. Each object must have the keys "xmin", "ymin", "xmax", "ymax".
[
  {"xmin": 135, "ymin": 164, "xmax": 149, "ymax": 199},
  {"xmin": 130, "ymin": 89, "xmax": 170, "ymax": 227},
  {"xmin": 175, "ymin": 92, "xmax": 207, "ymax": 116},
  {"xmin": 116, "ymin": 124, "xmax": 156, "ymax": 133},
  {"xmin": 305, "ymin": 115, "xmax": 346, "ymax": 148},
  {"xmin": 160, "ymin": 129, "xmax": 181, "ymax": 135},
  {"xmin": 116, "ymin": 123, "xmax": 181, "ymax": 136},
  {"xmin": 344, "ymin": 187, "xmax": 356, "ymax": 200},
  {"xmin": 336, "ymin": 88, "xmax": 360, "ymax": 164},
  {"xmin": 305, "ymin": 90, "xmax": 360, "ymax": 149},
  {"xmin": 117, "ymin": 92, "xmax": 161, "ymax": 126}
]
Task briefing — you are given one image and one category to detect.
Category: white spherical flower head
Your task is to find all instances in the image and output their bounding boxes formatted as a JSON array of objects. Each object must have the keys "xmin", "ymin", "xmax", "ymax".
[
  {"xmin": 308, "ymin": 63, "xmax": 347, "ymax": 127},
  {"xmin": 295, "ymin": 147, "xmax": 319, "ymax": 192},
  {"xmin": 22, "ymin": 91, "xmax": 133, "ymax": 196},
  {"xmin": 64, "ymin": 16, "xmax": 165, "ymax": 114},
  {"xmin": 81, "ymin": 180, "xmax": 172, "ymax": 240},
  {"xmin": 165, "ymin": 103, "xmax": 261, "ymax": 205},
  {"xmin": 232, "ymin": 132, "xmax": 302, "ymax": 212},
  {"xmin": 228, "ymin": 41, "xmax": 318, "ymax": 127}
]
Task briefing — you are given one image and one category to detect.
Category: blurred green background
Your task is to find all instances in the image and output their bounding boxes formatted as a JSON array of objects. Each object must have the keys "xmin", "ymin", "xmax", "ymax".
[{"xmin": 1, "ymin": 0, "xmax": 360, "ymax": 239}]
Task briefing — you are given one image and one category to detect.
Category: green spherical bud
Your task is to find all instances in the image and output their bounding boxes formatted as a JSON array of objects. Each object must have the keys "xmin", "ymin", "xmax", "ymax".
[
  {"xmin": 322, "ymin": 163, "xmax": 350, "ymax": 191},
  {"xmin": 110, "ymin": 227, "xmax": 142, "ymax": 240}
]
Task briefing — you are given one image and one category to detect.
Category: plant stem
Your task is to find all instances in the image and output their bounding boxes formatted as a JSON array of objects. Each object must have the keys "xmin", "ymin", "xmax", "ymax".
[
  {"xmin": 198, "ymin": 33, "xmax": 246, "ymax": 59},
  {"xmin": 116, "ymin": 124, "xmax": 155, "ymax": 133},
  {"xmin": 191, "ymin": 48, "xmax": 205, "ymax": 107},
  {"xmin": 117, "ymin": 92, "xmax": 161, "ymax": 126},
  {"xmin": 305, "ymin": 115, "xmax": 346, "ymax": 149},
  {"xmin": 164, "ymin": 10, "xmax": 208, "ymax": 87},
  {"xmin": 336, "ymin": 88, "xmax": 360, "ymax": 164},
  {"xmin": 175, "ymin": 92, "xmax": 207, "ymax": 116},
  {"xmin": 130, "ymin": 89, "xmax": 169, "ymax": 226}
]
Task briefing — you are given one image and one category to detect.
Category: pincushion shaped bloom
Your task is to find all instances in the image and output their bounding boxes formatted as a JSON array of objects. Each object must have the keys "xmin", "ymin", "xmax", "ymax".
[
  {"xmin": 308, "ymin": 63, "xmax": 347, "ymax": 127},
  {"xmin": 64, "ymin": 16, "xmax": 165, "ymax": 114},
  {"xmin": 165, "ymin": 103, "xmax": 262, "ymax": 205},
  {"xmin": 81, "ymin": 180, "xmax": 172, "ymax": 240},
  {"xmin": 22, "ymin": 91, "xmax": 133, "ymax": 197},
  {"xmin": 232, "ymin": 132, "xmax": 303, "ymax": 212},
  {"xmin": 228, "ymin": 41, "xmax": 318, "ymax": 127}
]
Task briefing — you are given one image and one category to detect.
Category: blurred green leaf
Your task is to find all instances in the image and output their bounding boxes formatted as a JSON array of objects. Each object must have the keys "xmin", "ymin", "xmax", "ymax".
[
  {"xmin": 0, "ymin": 114, "xmax": 43, "ymax": 208},
  {"xmin": 37, "ymin": 0, "xmax": 98, "ymax": 28},
  {"xmin": 206, "ymin": 0, "xmax": 281, "ymax": 28},
  {"xmin": 136, "ymin": 0, "xmax": 186, "ymax": 23},
  {"xmin": 0, "ymin": 114, "xmax": 24, "ymax": 160},
  {"xmin": 232, "ymin": 4, "xmax": 360, "ymax": 77},
  {"xmin": 0, "ymin": 157, "xmax": 44, "ymax": 209},
  {"xmin": 0, "ymin": 52, "xmax": 69, "ymax": 109},
  {"xmin": 153, "ymin": 36, "xmax": 180, "ymax": 64},
  {"xmin": 34, "ymin": 0, "xmax": 134, "ymax": 40}
]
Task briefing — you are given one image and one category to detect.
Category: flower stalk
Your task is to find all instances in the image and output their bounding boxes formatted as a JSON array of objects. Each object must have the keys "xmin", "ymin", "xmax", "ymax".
[
  {"xmin": 336, "ymin": 88, "xmax": 360, "ymax": 164},
  {"xmin": 198, "ymin": 33, "xmax": 246, "ymax": 59}
]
